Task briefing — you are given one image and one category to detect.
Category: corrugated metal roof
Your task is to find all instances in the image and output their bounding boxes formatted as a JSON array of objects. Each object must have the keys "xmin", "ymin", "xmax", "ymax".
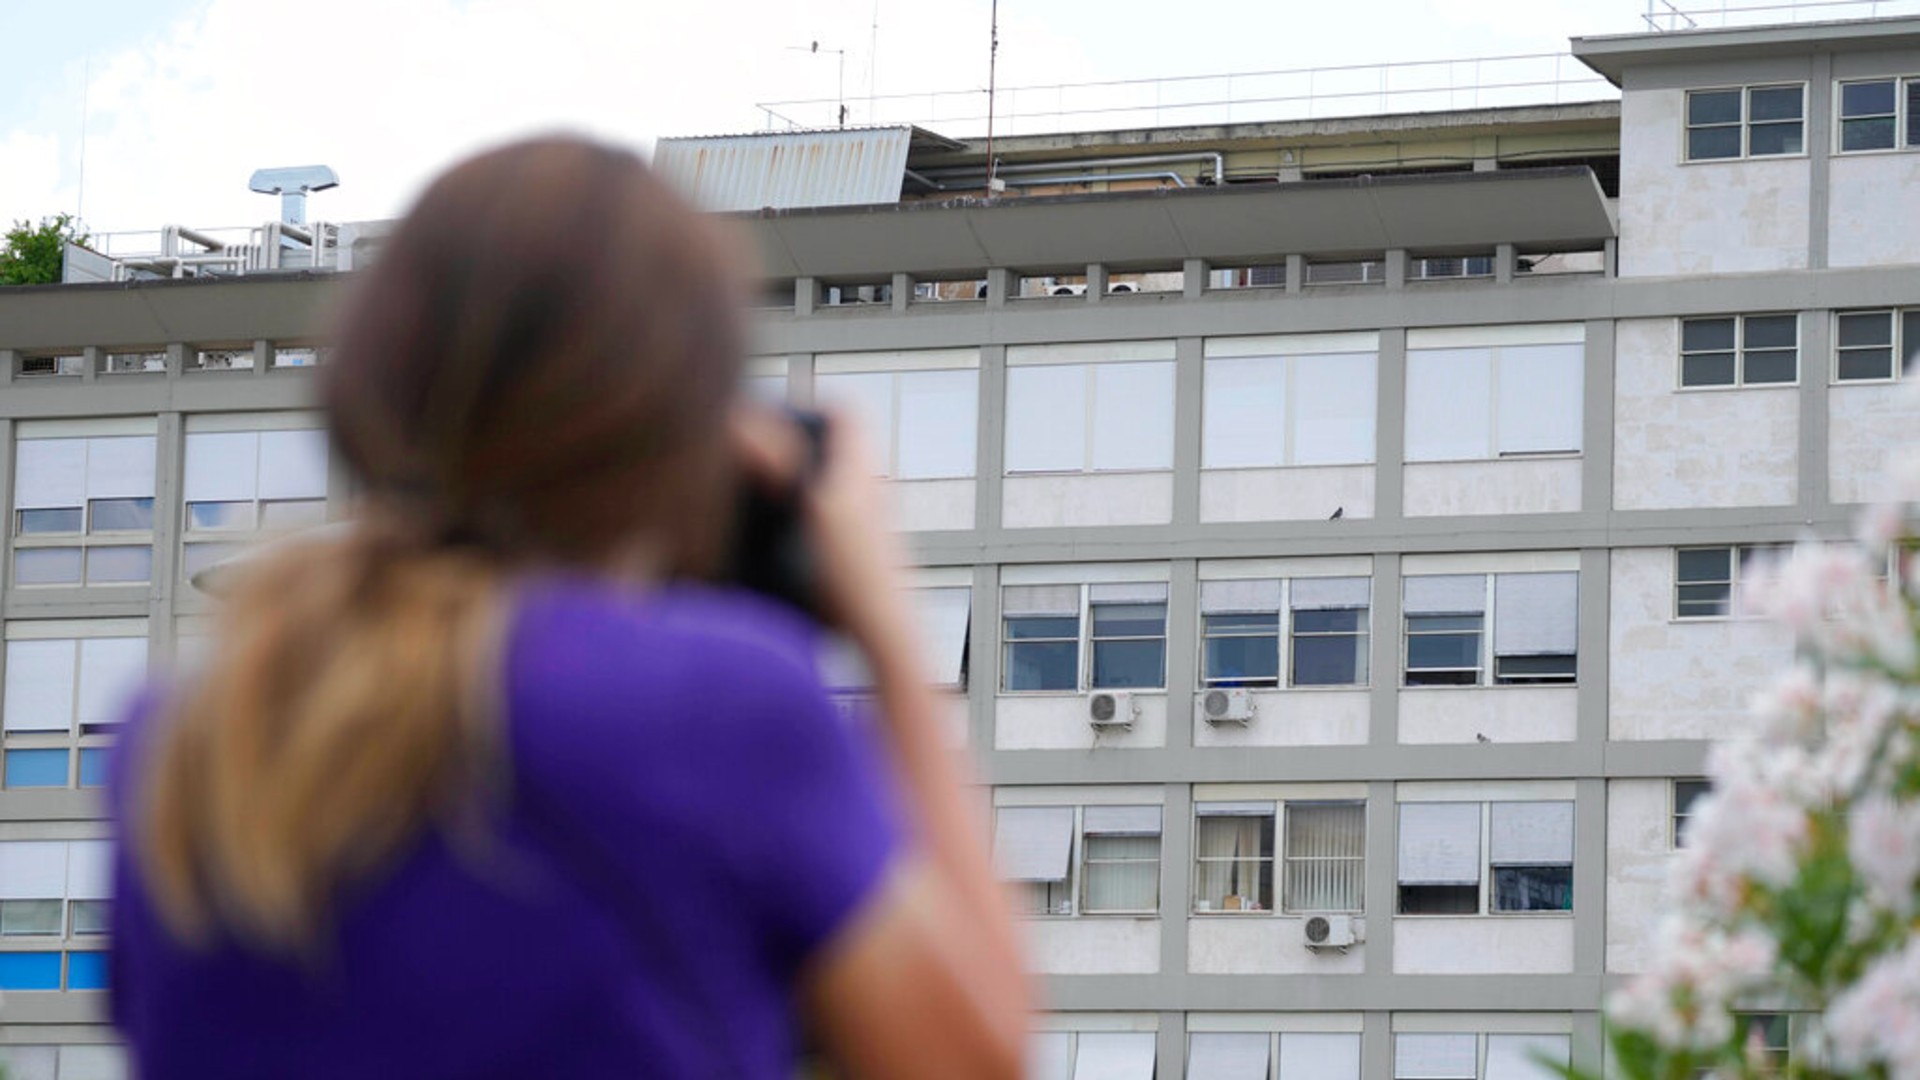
[{"xmin": 651, "ymin": 127, "xmax": 914, "ymax": 212}]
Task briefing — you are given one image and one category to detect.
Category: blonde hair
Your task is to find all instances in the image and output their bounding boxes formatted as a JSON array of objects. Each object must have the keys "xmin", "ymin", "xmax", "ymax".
[{"xmin": 136, "ymin": 136, "xmax": 749, "ymax": 951}]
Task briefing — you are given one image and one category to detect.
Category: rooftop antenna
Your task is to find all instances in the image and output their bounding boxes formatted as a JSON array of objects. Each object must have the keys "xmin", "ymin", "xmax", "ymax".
[
  {"xmin": 867, "ymin": 0, "xmax": 880, "ymax": 122},
  {"xmin": 789, "ymin": 40, "xmax": 849, "ymax": 127},
  {"xmin": 985, "ymin": 0, "xmax": 1002, "ymax": 195},
  {"xmin": 248, "ymin": 165, "xmax": 339, "ymax": 225}
]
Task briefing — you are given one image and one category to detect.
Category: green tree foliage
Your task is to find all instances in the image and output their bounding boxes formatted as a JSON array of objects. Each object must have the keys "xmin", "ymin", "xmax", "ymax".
[{"xmin": 0, "ymin": 213, "xmax": 88, "ymax": 286}]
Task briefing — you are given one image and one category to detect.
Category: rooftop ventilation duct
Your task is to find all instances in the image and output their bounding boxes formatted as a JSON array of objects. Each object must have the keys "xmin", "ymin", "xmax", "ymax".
[{"xmin": 248, "ymin": 165, "xmax": 339, "ymax": 225}]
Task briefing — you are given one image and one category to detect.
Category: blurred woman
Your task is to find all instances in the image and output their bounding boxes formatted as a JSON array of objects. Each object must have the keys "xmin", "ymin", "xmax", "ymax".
[{"xmin": 109, "ymin": 136, "xmax": 1028, "ymax": 1079}]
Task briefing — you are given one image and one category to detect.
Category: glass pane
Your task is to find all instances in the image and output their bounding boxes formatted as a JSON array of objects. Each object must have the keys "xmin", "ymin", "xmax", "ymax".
[
  {"xmin": 1406, "ymin": 614, "xmax": 1482, "ymax": 633},
  {"xmin": 1495, "ymin": 654, "xmax": 1577, "ymax": 681},
  {"xmin": 1005, "ymin": 616, "xmax": 1078, "ymax": 640},
  {"xmin": 66, "ymin": 951, "xmax": 108, "ymax": 990},
  {"xmin": 1904, "ymin": 312, "xmax": 1920, "ymax": 374},
  {"xmin": 1004, "ymin": 641, "xmax": 1078, "ymax": 691},
  {"xmin": 86, "ymin": 545, "xmax": 152, "ymax": 584},
  {"xmin": 69, "ymin": 900, "xmax": 109, "ymax": 936},
  {"xmin": 1687, "ymin": 126, "xmax": 1741, "ymax": 160},
  {"xmin": 1681, "ymin": 318, "xmax": 1736, "ymax": 352},
  {"xmin": 1841, "ymin": 80, "xmax": 1896, "ymax": 117},
  {"xmin": 1910, "ymin": 79, "xmax": 1920, "ymax": 147},
  {"xmin": 77, "ymin": 747, "xmax": 109, "ymax": 788},
  {"xmin": 88, "ymin": 497, "xmax": 154, "ymax": 532},
  {"xmin": 1203, "ymin": 612, "xmax": 1280, "ymax": 633},
  {"xmin": 1407, "ymin": 633, "xmax": 1481, "ymax": 671},
  {"xmin": 1743, "ymin": 349, "xmax": 1798, "ymax": 385},
  {"xmin": 1292, "ymin": 634, "xmax": 1367, "ymax": 686},
  {"xmin": 0, "ymin": 900, "xmax": 62, "ymax": 936},
  {"xmin": 1838, "ymin": 349, "xmax": 1894, "ymax": 386},
  {"xmin": 1748, "ymin": 86, "xmax": 1803, "ymax": 121},
  {"xmin": 259, "ymin": 499, "xmax": 327, "ymax": 529},
  {"xmin": 1492, "ymin": 865, "xmax": 1574, "ymax": 911},
  {"xmin": 1681, "ymin": 352, "xmax": 1736, "ymax": 387},
  {"xmin": 0, "ymin": 952, "xmax": 63, "ymax": 990},
  {"xmin": 1744, "ymin": 315, "xmax": 1798, "ymax": 349},
  {"xmin": 1082, "ymin": 835, "xmax": 1160, "ymax": 912},
  {"xmin": 1842, "ymin": 116, "xmax": 1897, "ymax": 152},
  {"xmin": 1193, "ymin": 816, "xmax": 1275, "ymax": 911},
  {"xmin": 184, "ymin": 542, "xmax": 243, "ymax": 581},
  {"xmin": 1748, "ymin": 121, "xmax": 1803, "ymax": 156},
  {"xmin": 1204, "ymin": 634, "xmax": 1280, "ymax": 685},
  {"xmin": 1398, "ymin": 884, "xmax": 1478, "ymax": 915},
  {"xmin": 1091, "ymin": 639, "xmax": 1165, "ymax": 688},
  {"xmin": 1677, "ymin": 583, "xmax": 1732, "ymax": 618},
  {"xmin": 187, "ymin": 501, "xmax": 257, "ymax": 531},
  {"xmin": 1676, "ymin": 547, "xmax": 1731, "ymax": 583},
  {"xmin": 4, "ymin": 749, "xmax": 69, "ymax": 788},
  {"xmin": 1687, "ymin": 89, "xmax": 1741, "ymax": 125},
  {"xmin": 1674, "ymin": 780, "xmax": 1710, "ymax": 817},
  {"xmin": 15, "ymin": 508, "xmax": 81, "ymax": 534},
  {"xmin": 1838, "ymin": 311, "xmax": 1893, "ymax": 348},
  {"xmin": 1293, "ymin": 608, "xmax": 1365, "ymax": 634},
  {"xmin": 1090, "ymin": 602, "xmax": 1166, "ymax": 638}
]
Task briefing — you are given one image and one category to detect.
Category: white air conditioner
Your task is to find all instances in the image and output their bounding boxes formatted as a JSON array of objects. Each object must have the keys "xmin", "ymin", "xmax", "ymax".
[
  {"xmin": 1050, "ymin": 283, "xmax": 1087, "ymax": 297},
  {"xmin": 1106, "ymin": 282, "xmax": 1136, "ymax": 294},
  {"xmin": 1303, "ymin": 914, "xmax": 1359, "ymax": 951},
  {"xmin": 1200, "ymin": 688, "xmax": 1255, "ymax": 725},
  {"xmin": 1087, "ymin": 691, "xmax": 1136, "ymax": 728}
]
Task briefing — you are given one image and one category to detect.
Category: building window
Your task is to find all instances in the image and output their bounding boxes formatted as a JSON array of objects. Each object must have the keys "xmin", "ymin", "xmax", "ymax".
[
  {"xmin": 1411, "ymin": 254, "xmax": 1496, "ymax": 281},
  {"xmin": 813, "ymin": 364, "xmax": 979, "ymax": 480},
  {"xmin": 1835, "ymin": 309, "xmax": 1920, "ymax": 381},
  {"xmin": 1283, "ymin": 801, "xmax": 1366, "ymax": 913},
  {"xmin": 1031, "ymin": 1031, "xmax": 1158, "ymax": 1080},
  {"xmin": 1304, "ymin": 258, "xmax": 1385, "ymax": 286},
  {"xmin": 1679, "ymin": 315, "xmax": 1799, "ymax": 387},
  {"xmin": 1397, "ymin": 801, "xmax": 1574, "ymax": 915},
  {"xmin": 1837, "ymin": 77, "xmax": 1920, "ymax": 152},
  {"xmin": 1403, "ymin": 572, "xmax": 1578, "ymax": 687},
  {"xmin": 1001, "ymin": 582, "xmax": 1168, "ymax": 692},
  {"xmin": 1673, "ymin": 544, "xmax": 1786, "ymax": 619},
  {"xmin": 1673, "ymin": 779, "xmax": 1710, "ymax": 848},
  {"xmin": 1202, "ymin": 350, "xmax": 1377, "ymax": 469},
  {"xmin": 1200, "ymin": 577, "xmax": 1371, "ymax": 689},
  {"xmin": 993, "ymin": 805, "xmax": 1161, "ymax": 917},
  {"xmin": 1735, "ymin": 1014, "xmax": 1791, "ymax": 1074},
  {"xmin": 1404, "ymin": 340, "xmax": 1583, "ymax": 462},
  {"xmin": 913, "ymin": 587, "xmax": 972, "ymax": 691},
  {"xmin": 1393, "ymin": 1033, "xmax": 1571, "ymax": 1080},
  {"xmin": 1004, "ymin": 361, "xmax": 1175, "ymax": 474},
  {"xmin": 2, "ymin": 626, "xmax": 147, "ymax": 790},
  {"xmin": 1189, "ymin": 1032, "xmax": 1361, "ymax": 1080},
  {"xmin": 0, "ymin": 840, "xmax": 111, "ymax": 990},
  {"xmin": 1194, "ymin": 803, "xmax": 1275, "ymax": 913},
  {"xmin": 11, "ymin": 434, "xmax": 157, "ymax": 588},
  {"xmin": 181, "ymin": 427, "xmax": 330, "ymax": 580},
  {"xmin": 1686, "ymin": 85, "xmax": 1805, "ymax": 160}
]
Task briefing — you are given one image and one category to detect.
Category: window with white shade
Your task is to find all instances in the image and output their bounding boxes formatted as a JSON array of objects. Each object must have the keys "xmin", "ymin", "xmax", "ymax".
[
  {"xmin": 1398, "ymin": 801, "xmax": 1575, "ymax": 915},
  {"xmin": 0, "ymin": 839, "xmax": 111, "ymax": 991},
  {"xmin": 1030, "ymin": 1031, "xmax": 1156, "ymax": 1080},
  {"xmin": 914, "ymin": 587, "xmax": 971, "ymax": 690},
  {"xmin": 1404, "ymin": 341, "xmax": 1583, "ymax": 462},
  {"xmin": 1005, "ymin": 361, "xmax": 1175, "ymax": 474},
  {"xmin": 0, "ymin": 1044, "xmax": 128, "ymax": 1080},
  {"xmin": 182, "ymin": 426, "xmax": 330, "ymax": 580},
  {"xmin": 1002, "ymin": 582, "xmax": 1168, "ymax": 692},
  {"xmin": 2, "ymin": 623, "xmax": 147, "ymax": 791},
  {"xmin": 1188, "ymin": 1031, "xmax": 1362, "ymax": 1080},
  {"xmin": 12, "ymin": 433, "xmax": 157, "ymax": 588},
  {"xmin": 1200, "ymin": 577, "xmax": 1371, "ymax": 689},
  {"xmin": 1394, "ymin": 1033, "xmax": 1570, "ymax": 1080},
  {"xmin": 1202, "ymin": 351, "xmax": 1377, "ymax": 469},
  {"xmin": 1403, "ymin": 573, "xmax": 1577, "ymax": 687},
  {"xmin": 994, "ymin": 804, "xmax": 1162, "ymax": 917},
  {"xmin": 815, "ymin": 365, "xmax": 979, "ymax": 480},
  {"xmin": 1193, "ymin": 798, "xmax": 1367, "ymax": 915}
]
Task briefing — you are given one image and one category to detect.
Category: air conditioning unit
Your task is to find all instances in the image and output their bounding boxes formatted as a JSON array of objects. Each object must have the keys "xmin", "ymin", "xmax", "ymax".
[
  {"xmin": 1087, "ymin": 691, "xmax": 1136, "ymax": 728},
  {"xmin": 1303, "ymin": 914, "xmax": 1359, "ymax": 951},
  {"xmin": 1106, "ymin": 282, "xmax": 1137, "ymax": 294},
  {"xmin": 1050, "ymin": 283, "xmax": 1087, "ymax": 297},
  {"xmin": 1200, "ymin": 688, "xmax": 1255, "ymax": 725}
]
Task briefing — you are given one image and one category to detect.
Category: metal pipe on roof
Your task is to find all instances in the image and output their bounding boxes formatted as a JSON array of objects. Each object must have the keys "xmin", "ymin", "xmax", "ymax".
[
  {"xmin": 918, "ymin": 151, "xmax": 1225, "ymax": 185},
  {"xmin": 945, "ymin": 170, "xmax": 1189, "ymax": 191}
]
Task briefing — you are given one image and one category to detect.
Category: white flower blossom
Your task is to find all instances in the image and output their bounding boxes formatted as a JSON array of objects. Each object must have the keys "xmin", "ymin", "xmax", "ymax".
[
  {"xmin": 1827, "ymin": 939, "xmax": 1920, "ymax": 1079},
  {"xmin": 1849, "ymin": 795, "xmax": 1920, "ymax": 916}
]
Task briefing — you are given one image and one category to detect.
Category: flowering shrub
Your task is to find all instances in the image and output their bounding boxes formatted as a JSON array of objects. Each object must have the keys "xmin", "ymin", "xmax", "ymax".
[{"xmin": 1579, "ymin": 453, "xmax": 1920, "ymax": 1080}]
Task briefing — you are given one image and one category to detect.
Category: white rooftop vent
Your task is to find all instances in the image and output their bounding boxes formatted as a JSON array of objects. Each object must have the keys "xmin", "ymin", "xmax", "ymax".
[{"xmin": 249, "ymin": 165, "xmax": 339, "ymax": 226}]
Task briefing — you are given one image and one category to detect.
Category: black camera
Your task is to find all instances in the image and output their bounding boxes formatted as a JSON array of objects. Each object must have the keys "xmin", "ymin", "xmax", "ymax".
[{"xmin": 723, "ymin": 409, "xmax": 829, "ymax": 618}]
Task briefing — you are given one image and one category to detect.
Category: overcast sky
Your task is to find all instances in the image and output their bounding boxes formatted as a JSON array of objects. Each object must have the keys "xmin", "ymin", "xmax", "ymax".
[{"xmin": 0, "ymin": 0, "xmax": 1765, "ymax": 234}]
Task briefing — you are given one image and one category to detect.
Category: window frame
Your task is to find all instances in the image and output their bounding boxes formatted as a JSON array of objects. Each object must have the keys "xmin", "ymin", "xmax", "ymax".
[
  {"xmin": 1683, "ymin": 83, "xmax": 1808, "ymax": 162},
  {"xmin": 1677, "ymin": 314, "xmax": 1801, "ymax": 389},
  {"xmin": 1834, "ymin": 76, "xmax": 1920, "ymax": 154},
  {"xmin": 11, "ymin": 434, "xmax": 159, "ymax": 590},
  {"xmin": 180, "ymin": 425, "xmax": 331, "ymax": 584},
  {"xmin": 1197, "ymin": 577, "xmax": 1373, "ymax": 691},
  {"xmin": 1281, "ymin": 800, "xmax": 1367, "ymax": 914},
  {"xmin": 1395, "ymin": 800, "xmax": 1575, "ymax": 918},
  {"xmin": 1003, "ymin": 359, "xmax": 1177, "ymax": 476},
  {"xmin": 1672, "ymin": 544, "xmax": 1787, "ymax": 621},
  {"xmin": 1000, "ymin": 582, "xmax": 1170, "ymax": 694},
  {"xmin": 1401, "ymin": 573, "xmax": 1579, "ymax": 689},
  {"xmin": 2, "ymin": 623, "xmax": 149, "ymax": 791},
  {"xmin": 1192, "ymin": 802, "xmax": 1279, "ymax": 915},
  {"xmin": 1672, "ymin": 779, "xmax": 1711, "ymax": 849},
  {"xmin": 810, "ymin": 362, "xmax": 981, "ymax": 481},
  {"xmin": 1832, "ymin": 308, "xmax": 1920, "ymax": 382},
  {"xmin": 1000, "ymin": 804, "xmax": 1164, "ymax": 919}
]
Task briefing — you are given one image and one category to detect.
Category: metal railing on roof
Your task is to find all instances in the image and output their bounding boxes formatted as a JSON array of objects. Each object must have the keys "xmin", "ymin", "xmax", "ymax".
[
  {"xmin": 1643, "ymin": 0, "xmax": 1920, "ymax": 30},
  {"xmin": 753, "ymin": 52, "xmax": 1617, "ymax": 139},
  {"xmin": 66, "ymin": 221, "xmax": 345, "ymax": 283}
]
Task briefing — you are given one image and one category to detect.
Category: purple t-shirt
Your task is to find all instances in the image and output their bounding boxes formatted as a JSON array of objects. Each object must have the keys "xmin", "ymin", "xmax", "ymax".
[{"xmin": 109, "ymin": 582, "xmax": 898, "ymax": 1079}]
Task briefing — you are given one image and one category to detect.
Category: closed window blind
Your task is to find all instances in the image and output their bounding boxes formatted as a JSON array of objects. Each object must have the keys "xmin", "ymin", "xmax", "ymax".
[
  {"xmin": 1397, "ymin": 803, "xmax": 1482, "ymax": 885},
  {"xmin": 1489, "ymin": 801, "xmax": 1575, "ymax": 865},
  {"xmin": 1493, "ymin": 573, "xmax": 1578, "ymax": 656},
  {"xmin": 1188, "ymin": 1032, "xmax": 1269, "ymax": 1080},
  {"xmin": 994, "ymin": 807, "xmax": 1075, "ymax": 882}
]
